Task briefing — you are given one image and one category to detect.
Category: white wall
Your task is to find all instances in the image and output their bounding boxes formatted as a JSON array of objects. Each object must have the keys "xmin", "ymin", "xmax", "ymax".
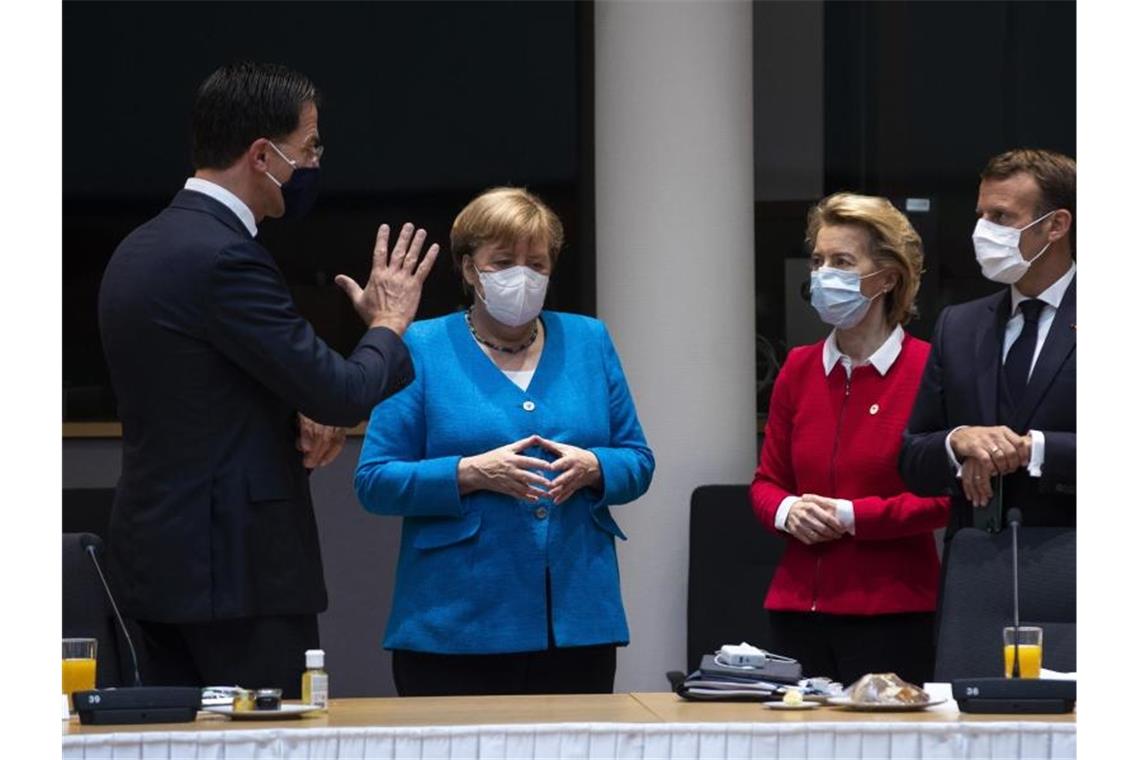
[{"xmin": 595, "ymin": 0, "xmax": 757, "ymax": 691}]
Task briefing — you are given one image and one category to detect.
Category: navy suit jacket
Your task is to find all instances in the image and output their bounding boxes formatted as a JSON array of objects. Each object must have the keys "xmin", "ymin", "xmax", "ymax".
[
  {"xmin": 98, "ymin": 190, "xmax": 414, "ymax": 622},
  {"xmin": 900, "ymin": 276, "xmax": 1076, "ymax": 536}
]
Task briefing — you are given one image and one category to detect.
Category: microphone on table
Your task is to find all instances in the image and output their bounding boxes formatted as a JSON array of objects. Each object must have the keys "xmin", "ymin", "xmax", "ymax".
[
  {"xmin": 80, "ymin": 533, "xmax": 142, "ymax": 687},
  {"xmin": 1006, "ymin": 508, "xmax": 1023, "ymax": 679},
  {"xmin": 70, "ymin": 533, "xmax": 200, "ymax": 724},
  {"xmin": 952, "ymin": 506, "xmax": 1076, "ymax": 713}
]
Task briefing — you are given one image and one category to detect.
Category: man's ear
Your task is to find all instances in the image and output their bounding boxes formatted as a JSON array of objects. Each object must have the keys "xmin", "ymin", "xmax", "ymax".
[
  {"xmin": 1047, "ymin": 208, "xmax": 1073, "ymax": 242},
  {"xmin": 248, "ymin": 138, "xmax": 272, "ymax": 172}
]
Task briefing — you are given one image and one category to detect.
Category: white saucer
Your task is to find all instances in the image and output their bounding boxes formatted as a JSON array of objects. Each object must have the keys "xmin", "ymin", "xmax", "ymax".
[
  {"xmin": 765, "ymin": 701, "xmax": 822, "ymax": 710},
  {"xmin": 203, "ymin": 703, "xmax": 321, "ymax": 720}
]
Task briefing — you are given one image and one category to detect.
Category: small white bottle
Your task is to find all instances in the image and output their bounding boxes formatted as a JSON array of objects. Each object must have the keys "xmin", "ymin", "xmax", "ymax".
[{"xmin": 301, "ymin": 649, "xmax": 329, "ymax": 710}]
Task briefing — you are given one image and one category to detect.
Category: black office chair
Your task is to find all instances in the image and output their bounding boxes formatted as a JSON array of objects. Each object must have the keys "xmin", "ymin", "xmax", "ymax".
[
  {"xmin": 63, "ymin": 532, "xmax": 136, "ymax": 688},
  {"xmin": 686, "ymin": 484, "xmax": 787, "ymax": 673},
  {"xmin": 62, "ymin": 488, "xmax": 116, "ymax": 539},
  {"xmin": 934, "ymin": 527, "xmax": 1076, "ymax": 681}
]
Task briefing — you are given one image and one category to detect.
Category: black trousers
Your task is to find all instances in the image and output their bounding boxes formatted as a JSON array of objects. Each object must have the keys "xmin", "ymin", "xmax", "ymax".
[
  {"xmin": 392, "ymin": 569, "xmax": 617, "ymax": 696},
  {"xmin": 392, "ymin": 644, "xmax": 617, "ymax": 697},
  {"xmin": 768, "ymin": 610, "xmax": 935, "ymax": 688},
  {"xmin": 136, "ymin": 614, "xmax": 319, "ymax": 699}
]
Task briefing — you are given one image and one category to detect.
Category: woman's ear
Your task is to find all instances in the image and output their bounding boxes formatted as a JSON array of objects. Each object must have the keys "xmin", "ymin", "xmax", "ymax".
[
  {"xmin": 881, "ymin": 268, "xmax": 900, "ymax": 295},
  {"xmin": 461, "ymin": 254, "xmax": 478, "ymax": 291}
]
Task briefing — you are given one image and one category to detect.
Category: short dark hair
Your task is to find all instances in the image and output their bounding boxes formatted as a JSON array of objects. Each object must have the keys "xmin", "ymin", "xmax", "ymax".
[
  {"xmin": 981, "ymin": 148, "xmax": 1076, "ymax": 252},
  {"xmin": 191, "ymin": 61, "xmax": 320, "ymax": 170}
]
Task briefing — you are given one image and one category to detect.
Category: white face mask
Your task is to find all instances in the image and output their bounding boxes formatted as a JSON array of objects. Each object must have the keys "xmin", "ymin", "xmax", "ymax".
[
  {"xmin": 475, "ymin": 265, "xmax": 549, "ymax": 327},
  {"xmin": 972, "ymin": 211, "xmax": 1055, "ymax": 284},
  {"xmin": 809, "ymin": 267, "xmax": 884, "ymax": 329}
]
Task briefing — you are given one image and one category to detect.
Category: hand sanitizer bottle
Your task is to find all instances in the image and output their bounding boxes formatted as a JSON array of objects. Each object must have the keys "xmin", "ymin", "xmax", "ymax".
[{"xmin": 301, "ymin": 649, "xmax": 328, "ymax": 710}]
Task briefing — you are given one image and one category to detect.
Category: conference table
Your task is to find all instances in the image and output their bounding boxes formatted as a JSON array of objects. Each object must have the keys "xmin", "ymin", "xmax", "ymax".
[{"xmin": 62, "ymin": 691, "xmax": 1076, "ymax": 759}]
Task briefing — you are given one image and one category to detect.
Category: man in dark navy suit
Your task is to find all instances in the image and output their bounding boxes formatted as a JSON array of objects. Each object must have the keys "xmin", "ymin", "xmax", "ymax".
[
  {"xmin": 98, "ymin": 62, "xmax": 439, "ymax": 694},
  {"xmin": 901, "ymin": 149, "xmax": 1076, "ymax": 537}
]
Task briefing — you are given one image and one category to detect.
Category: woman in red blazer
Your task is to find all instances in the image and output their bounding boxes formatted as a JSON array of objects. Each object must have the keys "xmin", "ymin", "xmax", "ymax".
[{"xmin": 751, "ymin": 192, "xmax": 950, "ymax": 686}]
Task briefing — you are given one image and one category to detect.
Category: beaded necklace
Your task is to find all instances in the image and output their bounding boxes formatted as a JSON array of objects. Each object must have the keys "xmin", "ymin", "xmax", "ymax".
[{"xmin": 464, "ymin": 308, "xmax": 539, "ymax": 354}]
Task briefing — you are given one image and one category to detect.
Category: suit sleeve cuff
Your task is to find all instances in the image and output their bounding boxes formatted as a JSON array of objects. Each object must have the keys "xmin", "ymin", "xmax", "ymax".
[
  {"xmin": 946, "ymin": 426, "xmax": 967, "ymax": 478},
  {"xmin": 1027, "ymin": 429, "xmax": 1045, "ymax": 477},
  {"xmin": 358, "ymin": 326, "xmax": 414, "ymax": 390},
  {"xmin": 774, "ymin": 495, "xmax": 798, "ymax": 532},
  {"xmin": 835, "ymin": 498, "xmax": 855, "ymax": 535}
]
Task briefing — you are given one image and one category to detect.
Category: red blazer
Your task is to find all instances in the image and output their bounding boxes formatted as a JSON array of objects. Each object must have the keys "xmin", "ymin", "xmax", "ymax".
[{"xmin": 751, "ymin": 332, "xmax": 950, "ymax": 615}]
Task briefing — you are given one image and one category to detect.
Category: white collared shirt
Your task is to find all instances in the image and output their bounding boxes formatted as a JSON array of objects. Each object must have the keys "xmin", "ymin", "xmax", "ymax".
[
  {"xmin": 774, "ymin": 325, "xmax": 906, "ymax": 537},
  {"xmin": 822, "ymin": 323, "xmax": 905, "ymax": 379},
  {"xmin": 943, "ymin": 263, "xmax": 1075, "ymax": 479},
  {"xmin": 1005, "ymin": 263, "xmax": 1075, "ymax": 373},
  {"xmin": 184, "ymin": 177, "xmax": 258, "ymax": 237}
]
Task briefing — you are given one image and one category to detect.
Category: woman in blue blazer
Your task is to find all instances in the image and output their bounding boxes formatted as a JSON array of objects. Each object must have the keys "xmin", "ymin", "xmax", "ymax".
[{"xmin": 355, "ymin": 187, "xmax": 654, "ymax": 696}]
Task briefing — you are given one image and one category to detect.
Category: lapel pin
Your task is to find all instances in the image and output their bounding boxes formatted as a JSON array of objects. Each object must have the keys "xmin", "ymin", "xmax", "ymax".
[{"xmin": 869, "ymin": 403, "xmax": 880, "ymax": 415}]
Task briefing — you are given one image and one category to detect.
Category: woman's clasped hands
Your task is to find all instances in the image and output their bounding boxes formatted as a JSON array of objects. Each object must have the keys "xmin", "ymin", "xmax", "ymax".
[
  {"xmin": 786, "ymin": 494, "xmax": 849, "ymax": 546},
  {"xmin": 457, "ymin": 435, "xmax": 600, "ymax": 505}
]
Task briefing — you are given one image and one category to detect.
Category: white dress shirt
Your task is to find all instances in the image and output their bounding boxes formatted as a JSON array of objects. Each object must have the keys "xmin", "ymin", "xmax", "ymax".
[
  {"xmin": 184, "ymin": 177, "xmax": 258, "ymax": 237},
  {"xmin": 773, "ymin": 325, "xmax": 906, "ymax": 537},
  {"xmin": 944, "ymin": 263, "xmax": 1076, "ymax": 479}
]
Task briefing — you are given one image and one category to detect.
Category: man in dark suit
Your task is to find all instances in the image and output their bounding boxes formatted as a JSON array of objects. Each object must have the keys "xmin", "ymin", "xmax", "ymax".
[
  {"xmin": 901, "ymin": 149, "xmax": 1075, "ymax": 537},
  {"xmin": 97, "ymin": 62, "xmax": 439, "ymax": 694}
]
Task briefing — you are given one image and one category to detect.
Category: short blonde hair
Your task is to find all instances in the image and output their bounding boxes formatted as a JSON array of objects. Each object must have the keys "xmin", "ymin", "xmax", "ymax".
[
  {"xmin": 450, "ymin": 187, "xmax": 565, "ymax": 274},
  {"xmin": 805, "ymin": 192, "xmax": 925, "ymax": 327}
]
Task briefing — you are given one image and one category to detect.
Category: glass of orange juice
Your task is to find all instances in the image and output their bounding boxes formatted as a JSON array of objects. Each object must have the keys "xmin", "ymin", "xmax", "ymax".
[
  {"xmin": 1003, "ymin": 626, "xmax": 1043, "ymax": 678},
  {"xmin": 62, "ymin": 638, "xmax": 98, "ymax": 707}
]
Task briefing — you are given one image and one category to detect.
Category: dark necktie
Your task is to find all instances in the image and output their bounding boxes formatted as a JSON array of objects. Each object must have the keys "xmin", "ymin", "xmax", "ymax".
[{"xmin": 1003, "ymin": 298, "xmax": 1045, "ymax": 403}]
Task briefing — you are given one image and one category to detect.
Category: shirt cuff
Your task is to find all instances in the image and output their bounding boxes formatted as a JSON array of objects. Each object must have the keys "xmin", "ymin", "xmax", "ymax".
[
  {"xmin": 774, "ymin": 495, "xmax": 799, "ymax": 532},
  {"xmin": 946, "ymin": 425, "xmax": 967, "ymax": 478},
  {"xmin": 835, "ymin": 498, "xmax": 855, "ymax": 535},
  {"xmin": 1027, "ymin": 429, "xmax": 1045, "ymax": 477}
]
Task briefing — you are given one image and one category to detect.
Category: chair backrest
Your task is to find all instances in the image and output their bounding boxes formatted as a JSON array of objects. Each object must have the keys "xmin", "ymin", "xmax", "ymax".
[
  {"xmin": 62, "ymin": 532, "xmax": 129, "ymax": 688},
  {"xmin": 934, "ymin": 527, "xmax": 1076, "ymax": 681},
  {"xmin": 687, "ymin": 484, "xmax": 787, "ymax": 673},
  {"xmin": 62, "ymin": 488, "xmax": 116, "ymax": 539}
]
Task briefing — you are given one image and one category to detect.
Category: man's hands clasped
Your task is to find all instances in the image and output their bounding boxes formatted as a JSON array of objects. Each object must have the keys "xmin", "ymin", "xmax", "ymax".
[
  {"xmin": 949, "ymin": 425, "xmax": 1032, "ymax": 507},
  {"xmin": 296, "ymin": 414, "xmax": 347, "ymax": 469}
]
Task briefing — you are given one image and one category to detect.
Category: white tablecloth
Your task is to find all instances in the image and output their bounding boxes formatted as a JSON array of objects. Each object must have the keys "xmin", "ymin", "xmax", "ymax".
[{"xmin": 62, "ymin": 720, "xmax": 1077, "ymax": 759}]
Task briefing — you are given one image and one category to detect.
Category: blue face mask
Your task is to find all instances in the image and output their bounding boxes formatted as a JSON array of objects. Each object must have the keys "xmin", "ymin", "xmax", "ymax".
[
  {"xmin": 810, "ymin": 267, "xmax": 884, "ymax": 329},
  {"xmin": 266, "ymin": 142, "xmax": 320, "ymax": 219}
]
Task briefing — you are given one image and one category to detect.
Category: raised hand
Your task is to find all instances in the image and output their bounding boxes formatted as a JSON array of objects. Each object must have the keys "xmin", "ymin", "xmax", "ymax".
[{"xmin": 334, "ymin": 222, "xmax": 440, "ymax": 336}]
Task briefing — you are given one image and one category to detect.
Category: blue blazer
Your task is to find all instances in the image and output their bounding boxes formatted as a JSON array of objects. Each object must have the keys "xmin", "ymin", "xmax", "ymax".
[
  {"xmin": 355, "ymin": 311, "xmax": 655, "ymax": 654},
  {"xmin": 98, "ymin": 190, "xmax": 413, "ymax": 622}
]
